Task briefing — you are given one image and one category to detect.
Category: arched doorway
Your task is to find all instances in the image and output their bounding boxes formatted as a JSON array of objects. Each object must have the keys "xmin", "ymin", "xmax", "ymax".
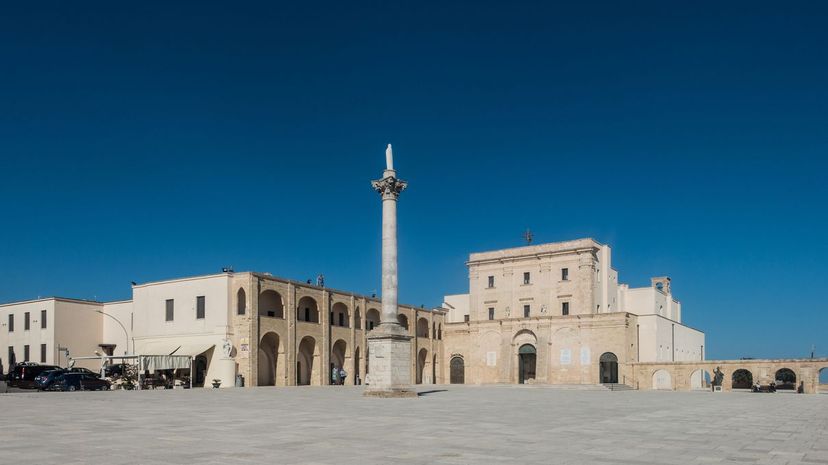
[
  {"xmin": 237, "ymin": 288, "xmax": 246, "ymax": 315},
  {"xmin": 331, "ymin": 339, "xmax": 347, "ymax": 385},
  {"xmin": 398, "ymin": 314, "xmax": 409, "ymax": 331},
  {"xmin": 518, "ymin": 344, "xmax": 536, "ymax": 384},
  {"xmin": 775, "ymin": 368, "xmax": 796, "ymax": 390},
  {"xmin": 599, "ymin": 352, "xmax": 618, "ymax": 384},
  {"xmin": 257, "ymin": 332, "xmax": 280, "ymax": 386},
  {"xmin": 732, "ymin": 369, "xmax": 753, "ymax": 390},
  {"xmin": 332, "ymin": 302, "xmax": 349, "ymax": 328},
  {"xmin": 417, "ymin": 318, "xmax": 429, "ymax": 338},
  {"xmin": 193, "ymin": 355, "xmax": 208, "ymax": 387},
  {"xmin": 653, "ymin": 369, "xmax": 672, "ymax": 390},
  {"xmin": 366, "ymin": 308, "xmax": 380, "ymax": 331},
  {"xmin": 690, "ymin": 369, "xmax": 712, "ymax": 390},
  {"xmin": 416, "ymin": 348, "xmax": 428, "ymax": 384},
  {"xmin": 450, "ymin": 356, "xmax": 464, "ymax": 384},
  {"xmin": 258, "ymin": 290, "xmax": 284, "ymax": 318},
  {"xmin": 297, "ymin": 296, "xmax": 319, "ymax": 323},
  {"xmin": 297, "ymin": 336, "xmax": 316, "ymax": 385}
]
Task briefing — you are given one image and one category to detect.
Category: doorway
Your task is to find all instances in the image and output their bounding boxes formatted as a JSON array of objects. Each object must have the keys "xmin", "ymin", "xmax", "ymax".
[
  {"xmin": 518, "ymin": 344, "xmax": 536, "ymax": 384},
  {"xmin": 599, "ymin": 352, "xmax": 618, "ymax": 384}
]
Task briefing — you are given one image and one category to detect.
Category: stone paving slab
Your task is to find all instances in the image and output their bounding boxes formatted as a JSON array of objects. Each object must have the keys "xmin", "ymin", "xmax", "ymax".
[{"xmin": 0, "ymin": 386, "xmax": 825, "ymax": 465}]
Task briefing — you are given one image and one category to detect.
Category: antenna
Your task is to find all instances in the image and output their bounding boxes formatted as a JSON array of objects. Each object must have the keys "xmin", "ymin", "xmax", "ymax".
[{"xmin": 523, "ymin": 228, "xmax": 534, "ymax": 245}]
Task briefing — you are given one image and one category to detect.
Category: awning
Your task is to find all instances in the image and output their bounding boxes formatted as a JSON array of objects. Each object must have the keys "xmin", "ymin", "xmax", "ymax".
[{"xmin": 135, "ymin": 341, "xmax": 215, "ymax": 372}]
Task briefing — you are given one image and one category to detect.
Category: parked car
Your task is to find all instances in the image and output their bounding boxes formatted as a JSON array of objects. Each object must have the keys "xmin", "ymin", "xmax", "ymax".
[
  {"xmin": 51, "ymin": 373, "xmax": 111, "ymax": 391},
  {"xmin": 35, "ymin": 369, "xmax": 67, "ymax": 390},
  {"xmin": 67, "ymin": 367, "xmax": 100, "ymax": 377},
  {"xmin": 104, "ymin": 363, "xmax": 129, "ymax": 377},
  {"xmin": 7, "ymin": 363, "xmax": 61, "ymax": 389}
]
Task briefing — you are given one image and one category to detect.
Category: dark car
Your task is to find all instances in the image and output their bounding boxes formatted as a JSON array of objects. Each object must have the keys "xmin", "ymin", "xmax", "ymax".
[
  {"xmin": 67, "ymin": 367, "xmax": 100, "ymax": 377},
  {"xmin": 7, "ymin": 363, "xmax": 61, "ymax": 389},
  {"xmin": 52, "ymin": 373, "xmax": 111, "ymax": 391},
  {"xmin": 35, "ymin": 369, "xmax": 67, "ymax": 390}
]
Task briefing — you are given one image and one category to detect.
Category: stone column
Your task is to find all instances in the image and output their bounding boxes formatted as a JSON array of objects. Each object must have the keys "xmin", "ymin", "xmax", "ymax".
[{"xmin": 365, "ymin": 145, "xmax": 416, "ymax": 398}]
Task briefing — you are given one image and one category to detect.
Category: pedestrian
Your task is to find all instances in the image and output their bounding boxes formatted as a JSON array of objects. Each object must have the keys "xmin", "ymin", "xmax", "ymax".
[
  {"xmin": 331, "ymin": 366, "xmax": 339, "ymax": 385},
  {"xmin": 339, "ymin": 367, "xmax": 347, "ymax": 385}
]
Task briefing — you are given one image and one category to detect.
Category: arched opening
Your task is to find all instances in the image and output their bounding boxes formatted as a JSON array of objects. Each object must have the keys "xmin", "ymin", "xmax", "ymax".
[
  {"xmin": 518, "ymin": 344, "xmax": 536, "ymax": 384},
  {"xmin": 354, "ymin": 307, "xmax": 362, "ymax": 330},
  {"xmin": 599, "ymin": 352, "xmax": 618, "ymax": 384},
  {"xmin": 732, "ymin": 369, "xmax": 753, "ymax": 390},
  {"xmin": 354, "ymin": 346, "xmax": 361, "ymax": 385},
  {"xmin": 258, "ymin": 290, "xmax": 284, "ymax": 318},
  {"xmin": 332, "ymin": 302, "xmax": 349, "ymax": 328},
  {"xmin": 653, "ymin": 369, "xmax": 672, "ymax": 390},
  {"xmin": 450, "ymin": 356, "xmax": 465, "ymax": 384},
  {"xmin": 398, "ymin": 314, "xmax": 409, "ymax": 331},
  {"xmin": 366, "ymin": 308, "xmax": 380, "ymax": 331},
  {"xmin": 416, "ymin": 348, "xmax": 428, "ymax": 384},
  {"xmin": 417, "ymin": 318, "xmax": 429, "ymax": 338},
  {"xmin": 257, "ymin": 332, "xmax": 280, "ymax": 386},
  {"xmin": 331, "ymin": 339, "xmax": 347, "ymax": 385},
  {"xmin": 775, "ymin": 368, "xmax": 797, "ymax": 390},
  {"xmin": 193, "ymin": 355, "xmax": 208, "ymax": 388},
  {"xmin": 297, "ymin": 296, "xmax": 319, "ymax": 323},
  {"xmin": 297, "ymin": 336, "xmax": 317, "ymax": 385},
  {"xmin": 236, "ymin": 288, "xmax": 246, "ymax": 315},
  {"xmin": 690, "ymin": 369, "xmax": 712, "ymax": 390}
]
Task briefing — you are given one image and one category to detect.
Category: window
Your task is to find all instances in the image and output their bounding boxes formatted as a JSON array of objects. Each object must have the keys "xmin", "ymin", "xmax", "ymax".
[
  {"xmin": 562, "ymin": 302, "xmax": 570, "ymax": 316},
  {"xmin": 488, "ymin": 308, "xmax": 495, "ymax": 320},
  {"xmin": 165, "ymin": 299, "xmax": 174, "ymax": 322},
  {"xmin": 523, "ymin": 272, "xmax": 531, "ymax": 285},
  {"xmin": 40, "ymin": 344, "xmax": 46, "ymax": 363},
  {"xmin": 24, "ymin": 345, "xmax": 30, "ymax": 362},
  {"xmin": 561, "ymin": 268, "xmax": 569, "ymax": 281},
  {"xmin": 464, "ymin": 315, "xmax": 470, "ymax": 322},
  {"xmin": 41, "ymin": 310, "xmax": 47, "ymax": 329},
  {"xmin": 523, "ymin": 305, "xmax": 530, "ymax": 318},
  {"xmin": 196, "ymin": 296, "xmax": 206, "ymax": 319},
  {"xmin": 24, "ymin": 312, "xmax": 30, "ymax": 331},
  {"xmin": 8, "ymin": 314, "xmax": 13, "ymax": 332},
  {"xmin": 487, "ymin": 276, "xmax": 494, "ymax": 288}
]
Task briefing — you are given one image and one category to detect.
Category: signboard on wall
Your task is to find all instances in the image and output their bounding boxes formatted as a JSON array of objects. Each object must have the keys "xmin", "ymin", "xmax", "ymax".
[
  {"xmin": 486, "ymin": 351, "xmax": 497, "ymax": 367},
  {"xmin": 560, "ymin": 348, "xmax": 572, "ymax": 365}
]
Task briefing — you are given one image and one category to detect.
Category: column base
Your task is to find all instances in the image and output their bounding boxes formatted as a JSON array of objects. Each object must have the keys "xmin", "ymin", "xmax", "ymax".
[{"xmin": 363, "ymin": 329, "xmax": 416, "ymax": 398}]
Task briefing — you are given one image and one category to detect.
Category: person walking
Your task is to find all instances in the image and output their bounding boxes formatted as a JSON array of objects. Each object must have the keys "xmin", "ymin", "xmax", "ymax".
[
  {"xmin": 331, "ymin": 366, "xmax": 339, "ymax": 385},
  {"xmin": 339, "ymin": 367, "xmax": 347, "ymax": 386}
]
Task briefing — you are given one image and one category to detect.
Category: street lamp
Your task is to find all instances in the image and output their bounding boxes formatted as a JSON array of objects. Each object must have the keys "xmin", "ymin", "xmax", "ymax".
[{"xmin": 95, "ymin": 310, "xmax": 131, "ymax": 355}]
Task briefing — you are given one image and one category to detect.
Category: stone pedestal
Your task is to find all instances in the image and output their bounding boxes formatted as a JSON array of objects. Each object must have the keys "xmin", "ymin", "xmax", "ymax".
[
  {"xmin": 364, "ymin": 324, "xmax": 417, "ymax": 398},
  {"xmin": 214, "ymin": 357, "xmax": 237, "ymax": 388}
]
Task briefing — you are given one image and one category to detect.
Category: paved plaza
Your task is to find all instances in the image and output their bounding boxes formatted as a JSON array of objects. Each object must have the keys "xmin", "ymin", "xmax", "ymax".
[{"xmin": 1, "ymin": 386, "xmax": 826, "ymax": 465}]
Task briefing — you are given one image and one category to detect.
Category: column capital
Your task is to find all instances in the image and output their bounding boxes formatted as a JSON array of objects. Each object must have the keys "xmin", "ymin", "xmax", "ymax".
[{"xmin": 371, "ymin": 175, "xmax": 407, "ymax": 200}]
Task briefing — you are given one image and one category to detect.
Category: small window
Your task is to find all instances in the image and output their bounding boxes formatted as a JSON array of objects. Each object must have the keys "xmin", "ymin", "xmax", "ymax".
[
  {"xmin": 562, "ymin": 302, "xmax": 570, "ymax": 316},
  {"xmin": 24, "ymin": 312, "xmax": 30, "ymax": 331},
  {"xmin": 24, "ymin": 344, "xmax": 30, "ymax": 362},
  {"xmin": 487, "ymin": 276, "xmax": 495, "ymax": 288},
  {"xmin": 40, "ymin": 343, "xmax": 47, "ymax": 363},
  {"xmin": 464, "ymin": 315, "xmax": 470, "ymax": 323},
  {"xmin": 523, "ymin": 272, "xmax": 531, "ymax": 285},
  {"xmin": 488, "ymin": 308, "xmax": 495, "ymax": 320},
  {"xmin": 41, "ymin": 310, "xmax": 47, "ymax": 329},
  {"xmin": 523, "ymin": 305, "xmax": 530, "ymax": 318},
  {"xmin": 8, "ymin": 314, "xmax": 13, "ymax": 332},
  {"xmin": 196, "ymin": 296, "xmax": 205, "ymax": 319},
  {"xmin": 561, "ymin": 268, "xmax": 569, "ymax": 281},
  {"xmin": 165, "ymin": 299, "xmax": 174, "ymax": 322}
]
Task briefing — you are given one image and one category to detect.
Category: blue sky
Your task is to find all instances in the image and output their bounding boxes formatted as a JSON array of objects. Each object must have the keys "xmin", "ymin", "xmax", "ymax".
[{"xmin": 0, "ymin": 1, "xmax": 826, "ymax": 362}]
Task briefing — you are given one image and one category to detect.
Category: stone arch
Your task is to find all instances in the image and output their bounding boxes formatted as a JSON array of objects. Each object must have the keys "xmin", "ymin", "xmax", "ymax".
[
  {"xmin": 512, "ymin": 328, "xmax": 538, "ymax": 345},
  {"xmin": 416, "ymin": 348, "xmax": 428, "ymax": 384},
  {"xmin": 257, "ymin": 332, "xmax": 284, "ymax": 386},
  {"xmin": 258, "ymin": 290, "xmax": 284, "ymax": 318},
  {"xmin": 732, "ymin": 369, "xmax": 753, "ymax": 390},
  {"xmin": 653, "ymin": 369, "xmax": 672, "ymax": 390},
  {"xmin": 297, "ymin": 296, "xmax": 319, "ymax": 323},
  {"xmin": 366, "ymin": 308, "xmax": 380, "ymax": 330},
  {"xmin": 297, "ymin": 336, "xmax": 318, "ymax": 385},
  {"xmin": 332, "ymin": 302, "xmax": 349, "ymax": 328},
  {"xmin": 690, "ymin": 368, "xmax": 712, "ymax": 390},
  {"xmin": 775, "ymin": 368, "xmax": 797, "ymax": 390},
  {"xmin": 398, "ymin": 313, "xmax": 409, "ymax": 331},
  {"xmin": 450, "ymin": 355, "xmax": 465, "ymax": 384},
  {"xmin": 331, "ymin": 339, "xmax": 348, "ymax": 384},
  {"xmin": 354, "ymin": 307, "xmax": 361, "ymax": 329},
  {"xmin": 417, "ymin": 317, "xmax": 429, "ymax": 338},
  {"xmin": 599, "ymin": 352, "xmax": 618, "ymax": 384},
  {"xmin": 236, "ymin": 288, "xmax": 246, "ymax": 315}
]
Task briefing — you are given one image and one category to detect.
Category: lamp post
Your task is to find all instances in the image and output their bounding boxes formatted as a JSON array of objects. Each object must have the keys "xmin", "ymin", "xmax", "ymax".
[{"xmin": 96, "ymin": 310, "xmax": 131, "ymax": 355}]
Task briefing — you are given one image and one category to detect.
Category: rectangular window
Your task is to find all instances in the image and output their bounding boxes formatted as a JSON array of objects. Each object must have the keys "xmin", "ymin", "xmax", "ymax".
[
  {"xmin": 523, "ymin": 272, "xmax": 531, "ymax": 285},
  {"xmin": 24, "ymin": 345, "xmax": 30, "ymax": 362},
  {"xmin": 561, "ymin": 268, "xmax": 569, "ymax": 281},
  {"xmin": 523, "ymin": 305, "xmax": 530, "ymax": 318},
  {"xmin": 8, "ymin": 314, "xmax": 13, "ymax": 332},
  {"xmin": 165, "ymin": 299, "xmax": 174, "ymax": 322},
  {"xmin": 41, "ymin": 310, "xmax": 47, "ymax": 329},
  {"xmin": 488, "ymin": 308, "xmax": 495, "ymax": 320},
  {"xmin": 487, "ymin": 276, "xmax": 494, "ymax": 288},
  {"xmin": 562, "ymin": 302, "xmax": 570, "ymax": 316},
  {"xmin": 40, "ymin": 344, "xmax": 47, "ymax": 363},
  {"xmin": 24, "ymin": 312, "xmax": 30, "ymax": 331},
  {"xmin": 196, "ymin": 296, "xmax": 205, "ymax": 319},
  {"xmin": 464, "ymin": 315, "xmax": 470, "ymax": 322}
]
